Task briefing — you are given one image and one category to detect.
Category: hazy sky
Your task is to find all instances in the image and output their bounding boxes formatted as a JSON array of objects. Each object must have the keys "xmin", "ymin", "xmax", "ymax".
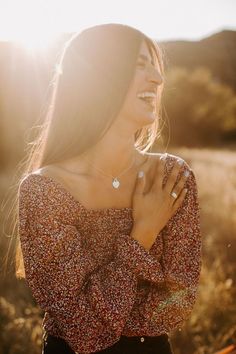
[{"xmin": 0, "ymin": 0, "xmax": 235, "ymax": 46}]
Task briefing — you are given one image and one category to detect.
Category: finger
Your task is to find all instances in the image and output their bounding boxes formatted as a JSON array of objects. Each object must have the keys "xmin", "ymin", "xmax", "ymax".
[
  {"xmin": 133, "ymin": 170, "xmax": 145, "ymax": 198},
  {"xmin": 137, "ymin": 154, "xmax": 151, "ymax": 178},
  {"xmin": 164, "ymin": 158, "xmax": 185, "ymax": 194},
  {"xmin": 171, "ymin": 187, "xmax": 188, "ymax": 212},
  {"xmin": 151, "ymin": 153, "xmax": 166, "ymax": 192},
  {"xmin": 171, "ymin": 169, "xmax": 190, "ymax": 196}
]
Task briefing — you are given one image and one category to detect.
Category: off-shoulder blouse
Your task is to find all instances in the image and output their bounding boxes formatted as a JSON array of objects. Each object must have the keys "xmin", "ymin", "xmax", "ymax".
[{"xmin": 18, "ymin": 153, "xmax": 202, "ymax": 354}]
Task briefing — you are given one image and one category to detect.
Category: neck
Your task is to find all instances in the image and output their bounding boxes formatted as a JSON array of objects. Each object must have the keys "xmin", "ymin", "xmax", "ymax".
[
  {"xmin": 59, "ymin": 117, "xmax": 148, "ymax": 179},
  {"xmin": 61, "ymin": 123, "xmax": 146, "ymax": 179},
  {"xmin": 80, "ymin": 134, "xmax": 140, "ymax": 177}
]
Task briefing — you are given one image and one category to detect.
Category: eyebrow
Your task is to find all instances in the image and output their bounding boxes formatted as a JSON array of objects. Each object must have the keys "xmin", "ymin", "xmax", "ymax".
[{"xmin": 138, "ymin": 54, "xmax": 155, "ymax": 66}]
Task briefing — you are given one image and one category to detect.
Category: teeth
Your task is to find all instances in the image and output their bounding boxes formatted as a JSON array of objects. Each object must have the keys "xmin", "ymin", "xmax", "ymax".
[{"xmin": 137, "ymin": 92, "xmax": 156, "ymax": 99}]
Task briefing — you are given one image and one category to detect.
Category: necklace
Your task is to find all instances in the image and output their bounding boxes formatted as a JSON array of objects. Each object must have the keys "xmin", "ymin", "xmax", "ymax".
[{"xmin": 83, "ymin": 152, "xmax": 137, "ymax": 189}]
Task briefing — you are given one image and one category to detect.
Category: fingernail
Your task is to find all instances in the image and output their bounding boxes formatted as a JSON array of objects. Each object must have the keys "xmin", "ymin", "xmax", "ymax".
[
  {"xmin": 184, "ymin": 170, "xmax": 190, "ymax": 177},
  {"xmin": 138, "ymin": 170, "xmax": 144, "ymax": 178},
  {"xmin": 160, "ymin": 153, "xmax": 167, "ymax": 161},
  {"xmin": 177, "ymin": 159, "xmax": 184, "ymax": 165}
]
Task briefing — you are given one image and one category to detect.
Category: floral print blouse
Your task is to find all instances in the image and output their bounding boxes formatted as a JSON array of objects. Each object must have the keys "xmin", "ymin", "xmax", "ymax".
[{"xmin": 18, "ymin": 153, "xmax": 202, "ymax": 353}]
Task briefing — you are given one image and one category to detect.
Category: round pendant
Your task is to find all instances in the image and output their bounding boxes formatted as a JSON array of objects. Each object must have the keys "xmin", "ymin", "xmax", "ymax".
[{"xmin": 112, "ymin": 178, "xmax": 120, "ymax": 189}]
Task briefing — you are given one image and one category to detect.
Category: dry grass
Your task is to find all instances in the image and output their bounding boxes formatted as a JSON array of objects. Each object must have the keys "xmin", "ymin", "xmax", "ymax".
[{"xmin": 168, "ymin": 147, "xmax": 236, "ymax": 354}]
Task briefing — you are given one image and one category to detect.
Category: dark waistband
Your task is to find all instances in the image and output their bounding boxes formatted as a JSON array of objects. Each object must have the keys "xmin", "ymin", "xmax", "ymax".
[
  {"xmin": 119, "ymin": 334, "xmax": 169, "ymax": 343},
  {"xmin": 43, "ymin": 332, "xmax": 169, "ymax": 345}
]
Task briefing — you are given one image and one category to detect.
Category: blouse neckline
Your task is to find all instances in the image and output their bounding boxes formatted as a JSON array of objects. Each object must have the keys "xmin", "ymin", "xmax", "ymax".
[{"xmin": 31, "ymin": 173, "xmax": 133, "ymax": 215}]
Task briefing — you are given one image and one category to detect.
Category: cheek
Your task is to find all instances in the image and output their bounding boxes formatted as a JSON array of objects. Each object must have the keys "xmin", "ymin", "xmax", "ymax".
[
  {"xmin": 128, "ymin": 71, "xmax": 144, "ymax": 94},
  {"xmin": 121, "ymin": 74, "xmax": 145, "ymax": 111},
  {"xmin": 127, "ymin": 80, "xmax": 141, "ymax": 102},
  {"xmin": 122, "ymin": 88, "xmax": 137, "ymax": 109}
]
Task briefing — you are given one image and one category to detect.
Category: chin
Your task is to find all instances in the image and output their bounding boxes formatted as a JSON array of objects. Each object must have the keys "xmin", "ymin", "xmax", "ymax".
[
  {"xmin": 127, "ymin": 110, "xmax": 157, "ymax": 129},
  {"xmin": 138, "ymin": 113, "xmax": 157, "ymax": 126}
]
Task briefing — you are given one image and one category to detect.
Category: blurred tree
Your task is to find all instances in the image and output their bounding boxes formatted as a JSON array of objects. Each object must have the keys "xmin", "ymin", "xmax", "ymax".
[{"xmin": 162, "ymin": 66, "xmax": 236, "ymax": 147}]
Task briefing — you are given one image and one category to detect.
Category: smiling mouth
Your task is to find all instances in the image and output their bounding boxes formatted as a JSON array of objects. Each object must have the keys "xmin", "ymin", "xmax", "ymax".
[{"xmin": 138, "ymin": 97, "xmax": 156, "ymax": 110}]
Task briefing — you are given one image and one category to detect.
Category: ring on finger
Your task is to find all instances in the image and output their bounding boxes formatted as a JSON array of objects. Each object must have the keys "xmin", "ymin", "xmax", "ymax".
[{"xmin": 170, "ymin": 191, "xmax": 178, "ymax": 199}]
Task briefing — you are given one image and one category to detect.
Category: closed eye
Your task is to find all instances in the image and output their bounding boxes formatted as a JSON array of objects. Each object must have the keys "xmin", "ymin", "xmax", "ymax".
[
  {"xmin": 137, "ymin": 61, "xmax": 146, "ymax": 67},
  {"xmin": 137, "ymin": 61, "xmax": 156, "ymax": 70},
  {"xmin": 138, "ymin": 54, "xmax": 155, "ymax": 66}
]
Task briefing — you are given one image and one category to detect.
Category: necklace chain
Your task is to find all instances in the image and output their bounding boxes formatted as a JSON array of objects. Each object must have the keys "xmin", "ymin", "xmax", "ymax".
[{"xmin": 82, "ymin": 152, "xmax": 137, "ymax": 189}]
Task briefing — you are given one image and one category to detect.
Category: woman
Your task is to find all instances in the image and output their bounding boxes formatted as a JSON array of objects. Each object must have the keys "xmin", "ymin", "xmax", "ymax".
[{"xmin": 17, "ymin": 23, "xmax": 201, "ymax": 354}]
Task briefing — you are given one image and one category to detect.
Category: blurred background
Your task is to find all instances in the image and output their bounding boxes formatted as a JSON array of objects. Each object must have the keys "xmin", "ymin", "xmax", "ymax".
[{"xmin": 0, "ymin": 0, "xmax": 236, "ymax": 353}]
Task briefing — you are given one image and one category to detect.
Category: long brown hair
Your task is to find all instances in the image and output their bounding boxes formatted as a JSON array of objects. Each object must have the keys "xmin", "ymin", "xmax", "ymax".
[{"xmin": 2, "ymin": 23, "xmax": 165, "ymax": 279}]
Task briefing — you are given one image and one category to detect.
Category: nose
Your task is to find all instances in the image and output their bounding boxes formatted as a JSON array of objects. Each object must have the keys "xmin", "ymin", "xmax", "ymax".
[{"xmin": 147, "ymin": 66, "xmax": 163, "ymax": 86}]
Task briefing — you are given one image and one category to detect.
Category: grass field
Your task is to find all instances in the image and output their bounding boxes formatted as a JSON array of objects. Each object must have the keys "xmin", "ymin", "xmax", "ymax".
[{"xmin": 169, "ymin": 147, "xmax": 236, "ymax": 354}]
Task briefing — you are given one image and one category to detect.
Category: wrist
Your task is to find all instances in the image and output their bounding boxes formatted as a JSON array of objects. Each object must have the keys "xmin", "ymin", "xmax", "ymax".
[{"xmin": 130, "ymin": 223, "xmax": 153, "ymax": 251}]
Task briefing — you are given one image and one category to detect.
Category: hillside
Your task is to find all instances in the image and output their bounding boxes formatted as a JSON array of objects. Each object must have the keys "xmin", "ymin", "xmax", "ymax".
[{"xmin": 160, "ymin": 30, "xmax": 236, "ymax": 92}]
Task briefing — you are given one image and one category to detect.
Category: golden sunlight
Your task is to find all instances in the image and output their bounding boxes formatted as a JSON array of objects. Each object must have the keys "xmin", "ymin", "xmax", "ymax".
[
  {"xmin": 1, "ymin": 0, "xmax": 235, "ymax": 48},
  {"xmin": 5, "ymin": 28, "xmax": 60, "ymax": 52},
  {"xmin": 0, "ymin": 0, "xmax": 64, "ymax": 52}
]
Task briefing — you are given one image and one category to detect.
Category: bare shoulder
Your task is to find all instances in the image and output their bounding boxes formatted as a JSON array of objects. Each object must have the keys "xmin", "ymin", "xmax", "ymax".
[
  {"xmin": 33, "ymin": 164, "xmax": 56, "ymax": 176},
  {"xmin": 19, "ymin": 165, "xmax": 62, "ymax": 191},
  {"xmin": 32, "ymin": 164, "xmax": 66, "ymax": 182},
  {"xmin": 152, "ymin": 152, "xmax": 192, "ymax": 168},
  {"xmin": 141, "ymin": 152, "xmax": 178, "ymax": 169},
  {"xmin": 140, "ymin": 152, "xmax": 165, "ymax": 174},
  {"xmin": 165, "ymin": 152, "xmax": 193, "ymax": 171},
  {"xmin": 19, "ymin": 166, "xmax": 58, "ymax": 192},
  {"xmin": 143, "ymin": 152, "xmax": 193, "ymax": 175},
  {"xmin": 142, "ymin": 151, "xmax": 163, "ymax": 164}
]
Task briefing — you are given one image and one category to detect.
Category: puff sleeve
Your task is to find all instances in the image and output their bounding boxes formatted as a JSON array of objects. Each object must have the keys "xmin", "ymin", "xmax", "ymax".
[
  {"xmin": 18, "ymin": 174, "xmax": 165, "ymax": 353},
  {"xmin": 117, "ymin": 159, "xmax": 201, "ymax": 291},
  {"xmin": 160, "ymin": 165, "xmax": 202, "ymax": 291},
  {"xmin": 130, "ymin": 161, "xmax": 202, "ymax": 333}
]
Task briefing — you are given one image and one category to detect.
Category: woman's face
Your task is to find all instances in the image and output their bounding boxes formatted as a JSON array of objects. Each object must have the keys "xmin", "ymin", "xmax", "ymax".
[{"xmin": 117, "ymin": 39, "xmax": 163, "ymax": 129}]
